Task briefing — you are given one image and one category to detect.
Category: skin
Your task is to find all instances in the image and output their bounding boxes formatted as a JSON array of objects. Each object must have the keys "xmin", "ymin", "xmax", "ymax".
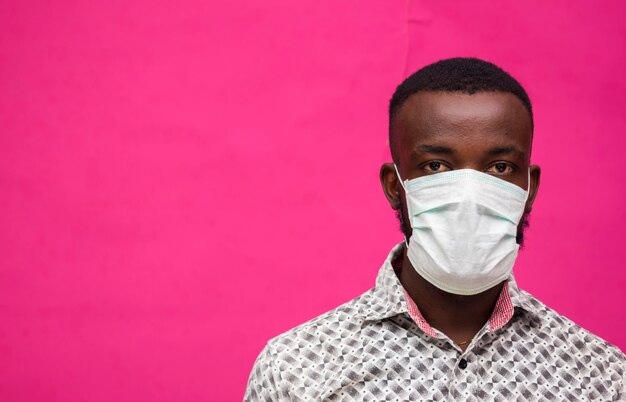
[{"xmin": 380, "ymin": 91, "xmax": 541, "ymax": 351}]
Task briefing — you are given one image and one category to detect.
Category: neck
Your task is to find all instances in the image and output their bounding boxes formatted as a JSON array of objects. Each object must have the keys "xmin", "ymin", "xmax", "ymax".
[{"xmin": 396, "ymin": 247, "xmax": 503, "ymax": 350}]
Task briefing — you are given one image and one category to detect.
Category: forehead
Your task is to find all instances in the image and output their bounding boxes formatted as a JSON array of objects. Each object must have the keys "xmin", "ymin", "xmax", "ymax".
[{"xmin": 391, "ymin": 91, "xmax": 533, "ymax": 159}]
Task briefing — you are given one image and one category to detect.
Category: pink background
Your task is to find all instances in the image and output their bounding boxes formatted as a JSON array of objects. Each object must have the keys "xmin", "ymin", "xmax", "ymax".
[{"xmin": 1, "ymin": 1, "xmax": 625, "ymax": 400}]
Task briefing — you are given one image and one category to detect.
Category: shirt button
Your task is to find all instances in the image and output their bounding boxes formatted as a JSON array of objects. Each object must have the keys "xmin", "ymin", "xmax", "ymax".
[{"xmin": 458, "ymin": 359, "xmax": 468, "ymax": 369}]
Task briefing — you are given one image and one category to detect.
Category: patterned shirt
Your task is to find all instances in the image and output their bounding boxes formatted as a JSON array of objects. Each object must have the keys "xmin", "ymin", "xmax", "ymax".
[{"xmin": 244, "ymin": 243, "xmax": 625, "ymax": 401}]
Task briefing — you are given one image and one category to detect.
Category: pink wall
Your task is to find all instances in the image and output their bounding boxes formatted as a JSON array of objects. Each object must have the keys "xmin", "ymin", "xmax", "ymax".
[{"xmin": 1, "ymin": 1, "xmax": 624, "ymax": 400}]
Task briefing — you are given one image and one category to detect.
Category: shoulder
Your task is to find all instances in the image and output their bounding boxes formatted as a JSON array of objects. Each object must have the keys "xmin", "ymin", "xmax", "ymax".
[
  {"xmin": 266, "ymin": 288, "xmax": 375, "ymax": 353},
  {"xmin": 519, "ymin": 289, "xmax": 624, "ymax": 394},
  {"xmin": 522, "ymin": 289, "xmax": 623, "ymax": 359},
  {"xmin": 245, "ymin": 289, "xmax": 377, "ymax": 397}
]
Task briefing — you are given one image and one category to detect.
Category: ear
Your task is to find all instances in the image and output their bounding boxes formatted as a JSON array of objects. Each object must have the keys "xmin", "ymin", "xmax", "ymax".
[
  {"xmin": 380, "ymin": 163, "xmax": 402, "ymax": 210},
  {"xmin": 525, "ymin": 164, "xmax": 541, "ymax": 213}
]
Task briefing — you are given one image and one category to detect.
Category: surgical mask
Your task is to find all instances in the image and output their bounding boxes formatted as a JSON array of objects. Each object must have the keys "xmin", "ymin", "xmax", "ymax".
[{"xmin": 394, "ymin": 165, "xmax": 529, "ymax": 295}]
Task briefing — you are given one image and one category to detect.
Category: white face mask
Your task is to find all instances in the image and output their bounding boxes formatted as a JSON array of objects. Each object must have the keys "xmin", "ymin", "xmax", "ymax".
[{"xmin": 394, "ymin": 165, "xmax": 530, "ymax": 295}]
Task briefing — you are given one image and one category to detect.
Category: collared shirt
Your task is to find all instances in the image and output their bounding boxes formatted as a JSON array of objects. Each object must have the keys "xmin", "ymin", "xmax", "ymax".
[{"xmin": 244, "ymin": 243, "xmax": 625, "ymax": 401}]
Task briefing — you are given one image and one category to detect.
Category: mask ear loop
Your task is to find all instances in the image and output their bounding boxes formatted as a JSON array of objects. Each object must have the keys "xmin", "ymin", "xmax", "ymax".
[
  {"xmin": 393, "ymin": 164, "xmax": 410, "ymax": 248},
  {"xmin": 393, "ymin": 164, "xmax": 406, "ymax": 191},
  {"xmin": 524, "ymin": 168, "xmax": 531, "ymax": 203}
]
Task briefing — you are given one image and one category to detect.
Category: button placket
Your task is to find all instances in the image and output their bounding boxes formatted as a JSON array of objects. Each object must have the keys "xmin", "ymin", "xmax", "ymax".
[{"xmin": 447, "ymin": 352, "xmax": 474, "ymax": 401}]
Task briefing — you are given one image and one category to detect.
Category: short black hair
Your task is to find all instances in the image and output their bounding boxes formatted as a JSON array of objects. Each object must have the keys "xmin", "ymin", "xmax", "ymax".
[{"xmin": 389, "ymin": 57, "xmax": 533, "ymax": 161}]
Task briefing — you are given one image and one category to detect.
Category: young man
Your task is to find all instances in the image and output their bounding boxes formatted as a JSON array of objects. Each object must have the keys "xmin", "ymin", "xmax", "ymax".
[{"xmin": 244, "ymin": 58, "xmax": 625, "ymax": 401}]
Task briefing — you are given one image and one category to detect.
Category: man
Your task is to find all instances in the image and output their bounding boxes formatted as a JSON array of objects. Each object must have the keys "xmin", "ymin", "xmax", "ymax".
[{"xmin": 244, "ymin": 58, "xmax": 625, "ymax": 401}]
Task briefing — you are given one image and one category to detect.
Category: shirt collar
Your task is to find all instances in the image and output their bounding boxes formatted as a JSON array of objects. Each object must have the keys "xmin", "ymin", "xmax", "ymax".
[
  {"xmin": 506, "ymin": 271, "xmax": 542, "ymax": 320},
  {"xmin": 359, "ymin": 241, "xmax": 542, "ymax": 324}
]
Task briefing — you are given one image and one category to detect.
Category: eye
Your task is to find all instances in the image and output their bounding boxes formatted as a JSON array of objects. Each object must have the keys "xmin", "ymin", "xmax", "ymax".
[
  {"xmin": 486, "ymin": 162, "xmax": 514, "ymax": 175},
  {"xmin": 424, "ymin": 161, "xmax": 451, "ymax": 173}
]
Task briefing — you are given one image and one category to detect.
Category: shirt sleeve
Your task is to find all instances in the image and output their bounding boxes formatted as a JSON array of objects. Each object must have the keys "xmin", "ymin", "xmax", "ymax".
[
  {"xmin": 243, "ymin": 342, "xmax": 284, "ymax": 402},
  {"xmin": 617, "ymin": 361, "xmax": 625, "ymax": 402}
]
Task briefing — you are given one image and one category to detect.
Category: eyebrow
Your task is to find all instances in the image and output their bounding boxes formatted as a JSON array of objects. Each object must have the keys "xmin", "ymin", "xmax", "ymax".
[
  {"xmin": 416, "ymin": 144, "xmax": 455, "ymax": 155},
  {"xmin": 487, "ymin": 146, "xmax": 526, "ymax": 158},
  {"xmin": 414, "ymin": 144, "xmax": 526, "ymax": 158}
]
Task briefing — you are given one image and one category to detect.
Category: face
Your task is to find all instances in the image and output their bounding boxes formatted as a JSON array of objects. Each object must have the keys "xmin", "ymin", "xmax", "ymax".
[{"xmin": 380, "ymin": 91, "xmax": 541, "ymax": 245}]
